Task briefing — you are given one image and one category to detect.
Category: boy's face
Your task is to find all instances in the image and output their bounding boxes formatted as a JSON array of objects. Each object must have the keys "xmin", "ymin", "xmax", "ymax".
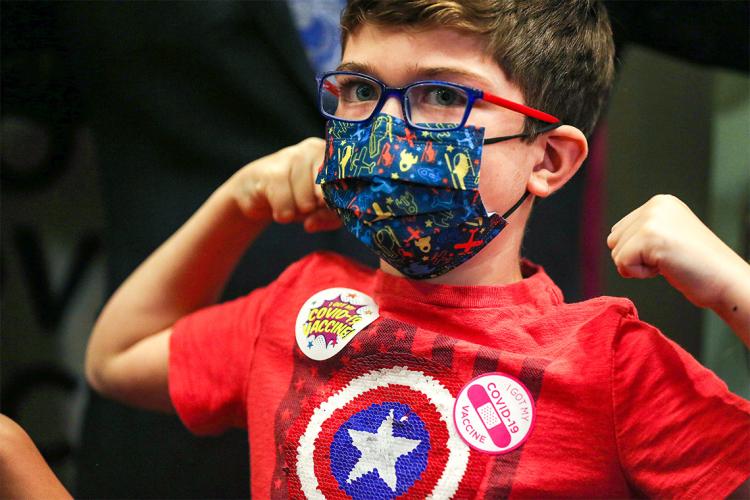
[{"xmin": 340, "ymin": 23, "xmax": 545, "ymax": 219}]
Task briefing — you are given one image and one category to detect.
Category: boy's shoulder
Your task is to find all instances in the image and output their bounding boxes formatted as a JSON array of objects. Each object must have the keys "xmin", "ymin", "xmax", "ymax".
[
  {"xmin": 564, "ymin": 293, "xmax": 640, "ymax": 325},
  {"xmin": 519, "ymin": 260, "xmax": 645, "ymax": 338}
]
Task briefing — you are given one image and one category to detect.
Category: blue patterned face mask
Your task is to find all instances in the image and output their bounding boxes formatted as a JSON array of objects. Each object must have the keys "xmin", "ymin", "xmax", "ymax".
[{"xmin": 316, "ymin": 113, "xmax": 530, "ymax": 279}]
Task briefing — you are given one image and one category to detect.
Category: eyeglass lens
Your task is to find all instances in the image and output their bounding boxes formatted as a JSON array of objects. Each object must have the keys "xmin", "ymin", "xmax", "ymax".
[{"xmin": 320, "ymin": 73, "xmax": 469, "ymax": 129}]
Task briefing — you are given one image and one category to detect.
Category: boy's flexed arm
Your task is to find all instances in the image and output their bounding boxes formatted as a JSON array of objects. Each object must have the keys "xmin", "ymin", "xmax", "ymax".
[
  {"xmin": 86, "ymin": 138, "xmax": 339, "ymax": 411},
  {"xmin": 608, "ymin": 194, "xmax": 750, "ymax": 346}
]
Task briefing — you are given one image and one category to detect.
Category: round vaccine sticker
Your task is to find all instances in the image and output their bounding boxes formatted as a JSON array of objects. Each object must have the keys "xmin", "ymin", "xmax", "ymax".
[
  {"xmin": 295, "ymin": 288, "xmax": 379, "ymax": 361},
  {"xmin": 453, "ymin": 372, "xmax": 536, "ymax": 455}
]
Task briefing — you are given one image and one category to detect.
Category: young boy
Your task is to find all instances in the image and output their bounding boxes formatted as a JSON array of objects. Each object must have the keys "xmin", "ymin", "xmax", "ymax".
[{"xmin": 86, "ymin": 0, "xmax": 750, "ymax": 498}]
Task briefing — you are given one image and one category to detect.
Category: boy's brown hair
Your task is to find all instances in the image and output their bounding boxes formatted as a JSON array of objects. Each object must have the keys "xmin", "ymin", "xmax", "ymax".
[{"xmin": 340, "ymin": 0, "xmax": 615, "ymax": 140}]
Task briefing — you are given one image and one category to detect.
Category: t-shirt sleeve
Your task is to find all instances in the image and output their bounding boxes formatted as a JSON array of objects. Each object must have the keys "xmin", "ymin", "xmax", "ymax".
[
  {"xmin": 168, "ymin": 286, "xmax": 269, "ymax": 436},
  {"xmin": 613, "ymin": 317, "xmax": 750, "ymax": 497}
]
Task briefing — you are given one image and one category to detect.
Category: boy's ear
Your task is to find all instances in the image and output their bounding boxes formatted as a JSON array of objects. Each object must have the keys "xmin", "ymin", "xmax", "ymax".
[{"xmin": 527, "ymin": 125, "xmax": 588, "ymax": 198}]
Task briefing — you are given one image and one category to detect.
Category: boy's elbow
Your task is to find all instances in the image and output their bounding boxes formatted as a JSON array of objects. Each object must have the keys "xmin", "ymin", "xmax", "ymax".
[
  {"xmin": 84, "ymin": 325, "xmax": 117, "ymax": 397},
  {"xmin": 83, "ymin": 328, "xmax": 173, "ymax": 411},
  {"xmin": 84, "ymin": 349, "xmax": 133, "ymax": 403},
  {"xmin": 84, "ymin": 344, "xmax": 109, "ymax": 396}
]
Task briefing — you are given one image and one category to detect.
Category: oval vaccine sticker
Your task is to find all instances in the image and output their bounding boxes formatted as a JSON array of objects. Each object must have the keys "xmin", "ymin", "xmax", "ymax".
[
  {"xmin": 453, "ymin": 372, "xmax": 535, "ymax": 454},
  {"xmin": 295, "ymin": 288, "xmax": 379, "ymax": 361}
]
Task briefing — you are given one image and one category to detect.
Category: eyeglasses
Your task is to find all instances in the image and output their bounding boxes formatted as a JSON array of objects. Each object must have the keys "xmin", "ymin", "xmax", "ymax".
[{"xmin": 316, "ymin": 70, "xmax": 560, "ymax": 132}]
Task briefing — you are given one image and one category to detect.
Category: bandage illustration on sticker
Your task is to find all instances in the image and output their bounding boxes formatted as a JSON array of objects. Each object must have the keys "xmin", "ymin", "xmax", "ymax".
[
  {"xmin": 467, "ymin": 383, "xmax": 512, "ymax": 448},
  {"xmin": 453, "ymin": 372, "xmax": 536, "ymax": 454}
]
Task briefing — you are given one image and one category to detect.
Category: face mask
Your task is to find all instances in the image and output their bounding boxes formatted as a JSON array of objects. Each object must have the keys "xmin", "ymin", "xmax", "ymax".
[{"xmin": 316, "ymin": 113, "xmax": 529, "ymax": 279}]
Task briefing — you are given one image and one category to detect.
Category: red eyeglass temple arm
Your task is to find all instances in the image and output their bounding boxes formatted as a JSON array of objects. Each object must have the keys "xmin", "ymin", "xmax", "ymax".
[
  {"xmin": 322, "ymin": 79, "xmax": 340, "ymax": 97},
  {"xmin": 482, "ymin": 91, "xmax": 560, "ymax": 124}
]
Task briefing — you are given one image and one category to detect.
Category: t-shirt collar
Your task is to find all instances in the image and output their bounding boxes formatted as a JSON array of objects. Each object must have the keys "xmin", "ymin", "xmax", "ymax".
[{"xmin": 373, "ymin": 260, "xmax": 564, "ymax": 309}]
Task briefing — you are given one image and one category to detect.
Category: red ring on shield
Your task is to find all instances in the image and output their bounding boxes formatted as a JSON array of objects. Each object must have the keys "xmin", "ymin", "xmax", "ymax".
[{"xmin": 312, "ymin": 384, "xmax": 449, "ymax": 498}]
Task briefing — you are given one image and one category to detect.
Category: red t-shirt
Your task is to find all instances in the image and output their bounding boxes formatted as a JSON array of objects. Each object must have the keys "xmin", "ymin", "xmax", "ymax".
[{"xmin": 169, "ymin": 251, "xmax": 750, "ymax": 498}]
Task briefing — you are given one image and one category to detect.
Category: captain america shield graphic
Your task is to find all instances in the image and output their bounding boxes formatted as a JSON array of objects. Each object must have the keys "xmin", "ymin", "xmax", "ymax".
[{"xmin": 286, "ymin": 355, "xmax": 485, "ymax": 499}]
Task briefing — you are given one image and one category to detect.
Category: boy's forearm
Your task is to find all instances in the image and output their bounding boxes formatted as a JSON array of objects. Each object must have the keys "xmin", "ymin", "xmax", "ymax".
[
  {"xmin": 711, "ymin": 255, "xmax": 750, "ymax": 347},
  {"xmin": 86, "ymin": 182, "xmax": 265, "ymax": 388}
]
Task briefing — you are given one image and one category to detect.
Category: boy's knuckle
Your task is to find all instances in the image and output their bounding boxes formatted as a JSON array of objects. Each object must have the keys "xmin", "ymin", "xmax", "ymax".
[
  {"xmin": 650, "ymin": 194, "xmax": 677, "ymax": 209},
  {"xmin": 268, "ymin": 164, "xmax": 290, "ymax": 183},
  {"xmin": 641, "ymin": 221, "xmax": 656, "ymax": 237},
  {"xmin": 288, "ymin": 148, "xmax": 307, "ymax": 167},
  {"xmin": 641, "ymin": 222, "xmax": 664, "ymax": 246},
  {"xmin": 646, "ymin": 194, "xmax": 664, "ymax": 208}
]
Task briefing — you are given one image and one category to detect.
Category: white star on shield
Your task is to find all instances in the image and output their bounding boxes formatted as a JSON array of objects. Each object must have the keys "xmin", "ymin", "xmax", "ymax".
[{"xmin": 346, "ymin": 409, "xmax": 421, "ymax": 491}]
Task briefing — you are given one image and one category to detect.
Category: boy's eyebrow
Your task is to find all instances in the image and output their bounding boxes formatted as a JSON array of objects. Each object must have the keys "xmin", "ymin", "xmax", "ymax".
[
  {"xmin": 336, "ymin": 61, "xmax": 378, "ymax": 75},
  {"xmin": 418, "ymin": 66, "xmax": 496, "ymax": 90},
  {"xmin": 335, "ymin": 62, "xmax": 496, "ymax": 91}
]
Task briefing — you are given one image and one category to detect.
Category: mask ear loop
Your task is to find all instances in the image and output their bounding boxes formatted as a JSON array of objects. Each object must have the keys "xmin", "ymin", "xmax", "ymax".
[
  {"xmin": 501, "ymin": 190, "xmax": 531, "ymax": 220},
  {"xmin": 483, "ymin": 122, "xmax": 562, "ymax": 145}
]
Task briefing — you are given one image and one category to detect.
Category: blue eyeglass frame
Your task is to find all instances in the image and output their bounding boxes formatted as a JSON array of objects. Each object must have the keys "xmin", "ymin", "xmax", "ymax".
[{"xmin": 316, "ymin": 70, "xmax": 560, "ymax": 132}]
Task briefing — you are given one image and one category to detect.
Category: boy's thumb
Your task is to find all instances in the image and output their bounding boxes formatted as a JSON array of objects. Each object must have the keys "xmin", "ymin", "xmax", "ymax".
[
  {"xmin": 304, "ymin": 208, "xmax": 342, "ymax": 233},
  {"xmin": 619, "ymin": 263, "xmax": 659, "ymax": 280}
]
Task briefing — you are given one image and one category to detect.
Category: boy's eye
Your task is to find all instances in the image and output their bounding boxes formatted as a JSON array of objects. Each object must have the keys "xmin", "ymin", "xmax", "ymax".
[
  {"xmin": 424, "ymin": 86, "xmax": 466, "ymax": 107},
  {"xmin": 355, "ymin": 83, "xmax": 377, "ymax": 101},
  {"xmin": 339, "ymin": 80, "xmax": 379, "ymax": 102}
]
